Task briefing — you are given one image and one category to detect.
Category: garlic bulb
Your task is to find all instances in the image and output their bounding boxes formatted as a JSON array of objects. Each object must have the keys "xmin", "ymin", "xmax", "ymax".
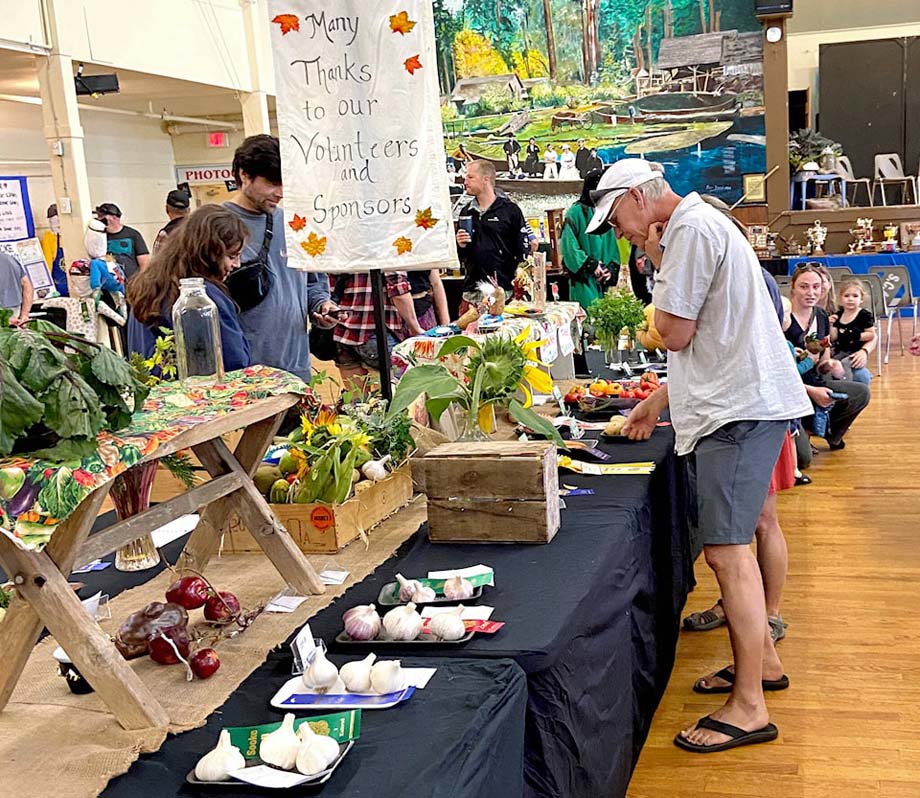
[
  {"xmin": 340, "ymin": 653, "xmax": 376, "ymax": 693},
  {"xmin": 301, "ymin": 647, "xmax": 339, "ymax": 693},
  {"xmin": 195, "ymin": 729, "xmax": 245, "ymax": 782},
  {"xmin": 342, "ymin": 604, "xmax": 381, "ymax": 641},
  {"xmin": 296, "ymin": 722, "xmax": 340, "ymax": 775},
  {"xmin": 383, "ymin": 602, "xmax": 422, "ymax": 641},
  {"xmin": 395, "ymin": 573, "xmax": 423, "ymax": 602},
  {"xmin": 411, "ymin": 583, "xmax": 437, "ymax": 603},
  {"xmin": 361, "ymin": 454, "xmax": 391, "ymax": 482},
  {"xmin": 259, "ymin": 713, "xmax": 300, "ymax": 770},
  {"xmin": 443, "ymin": 575, "xmax": 474, "ymax": 601},
  {"xmin": 370, "ymin": 659, "xmax": 404, "ymax": 694},
  {"xmin": 429, "ymin": 606, "xmax": 467, "ymax": 641}
]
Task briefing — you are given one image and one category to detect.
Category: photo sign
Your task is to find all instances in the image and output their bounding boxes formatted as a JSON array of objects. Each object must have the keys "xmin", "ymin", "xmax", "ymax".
[{"xmin": 269, "ymin": 1, "xmax": 459, "ymax": 274}]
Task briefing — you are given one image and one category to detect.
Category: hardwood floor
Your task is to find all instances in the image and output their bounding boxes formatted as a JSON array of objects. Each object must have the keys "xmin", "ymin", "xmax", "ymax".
[{"xmin": 628, "ymin": 327, "xmax": 920, "ymax": 797}]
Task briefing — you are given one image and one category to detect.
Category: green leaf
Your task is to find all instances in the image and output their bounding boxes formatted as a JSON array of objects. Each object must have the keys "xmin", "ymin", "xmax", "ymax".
[
  {"xmin": 387, "ymin": 364, "xmax": 460, "ymax": 419},
  {"xmin": 508, "ymin": 399, "xmax": 566, "ymax": 448},
  {"xmin": 426, "ymin": 393, "xmax": 466, "ymax": 423},
  {"xmin": 90, "ymin": 346, "xmax": 135, "ymax": 387},
  {"xmin": 0, "ymin": 360, "xmax": 44, "ymax": 455},
  {"xmin": 39, "ymin": 373, "xmax": 106, "ymax": 440},
  {"xmin": 36, "ymin": 466, "xmax": 85, "ymax": 517},
  {"xmin": 432, "ymin": 334, "xmax": 479, "ymax": 359}
]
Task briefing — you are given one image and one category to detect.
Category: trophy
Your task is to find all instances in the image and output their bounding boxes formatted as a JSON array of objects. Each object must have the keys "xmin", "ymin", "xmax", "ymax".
[{"xmin": 805, "ymin": 220, "xmax": 827, "ymax": 255}]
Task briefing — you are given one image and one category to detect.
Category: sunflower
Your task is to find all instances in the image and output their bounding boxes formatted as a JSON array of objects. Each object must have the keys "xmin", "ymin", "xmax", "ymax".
[{"xmin": 514, "ymin": 329, "xmax": 554, "ymax": 407}]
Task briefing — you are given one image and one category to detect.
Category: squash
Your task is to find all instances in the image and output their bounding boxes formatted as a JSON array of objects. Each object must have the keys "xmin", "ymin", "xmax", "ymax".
[{"xmin": 636, "ymin": 304, "xmax": 665, "ymax": 352}]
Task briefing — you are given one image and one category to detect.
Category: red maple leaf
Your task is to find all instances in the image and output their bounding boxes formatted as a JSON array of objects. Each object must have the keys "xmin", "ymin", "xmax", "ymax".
[
  {"xmin": 389, "ymin": 11, "xmax": 417, "ymax": 35},
  {"xmin": 404, "ymin": 55, "xmax": 422, "ymax": 75},
  {"xmin": 288, "ymin": 213, "xmax": 307, "ymax": 232},
  {"xmin": 415, "ymin": 207, "xmax": 439, "ymax": 230},
  {"xmin": 271, "ymin": 14, "xmax": 300, "ymax": 35}
]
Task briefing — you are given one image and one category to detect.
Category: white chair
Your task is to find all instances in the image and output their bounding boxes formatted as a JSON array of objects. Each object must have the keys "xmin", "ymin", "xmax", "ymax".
[
  {"xmin": 873, "ymin": 153, "xmax": 918, "ymax": 206},
  {"xmin": 835, "ymin": 156, "xmax": 873, "ymax": 206}
]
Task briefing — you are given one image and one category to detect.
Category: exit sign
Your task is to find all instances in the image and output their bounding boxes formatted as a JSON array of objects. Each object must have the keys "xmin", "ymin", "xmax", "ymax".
[{"xmin": 207, "ymin": 131, "xmax": 229, "ymax": 148}]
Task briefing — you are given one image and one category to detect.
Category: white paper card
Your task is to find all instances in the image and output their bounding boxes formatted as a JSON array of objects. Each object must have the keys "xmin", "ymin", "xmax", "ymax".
[
  {"xmin": 421, "ymin": 605, "xmax": 494, "ymax": 620},
  {"xmin": 558, "ymin": 324, "xmax": 575, "ymax": 356},
  {"xmin": 426, "ymin": 564, "xmax": 494, "ymax": 586},
  {"xmin": 229, "ymin": 766, "xmax": 311, "ymax": 789},
  {"xmin": 266, "ymin": 593, "xmax": 309, "ymax": 613},
  {"xmin": 320, "ymin": 569, "xmax": 350, "ymax": 585},
  {"xmin": 290, "ymin": 623, "xmax": 317, "ymax": 673},
  {"xmin": 151, "ymin": 514, "xmax": 199, "ymax": 547},
  {"xmin": 404, "ymin": 667, "xmax": 437, "ymax": 689},
  {"xmin": 81, "ymin": 591, "xmax": 103, "ymax": 619}
]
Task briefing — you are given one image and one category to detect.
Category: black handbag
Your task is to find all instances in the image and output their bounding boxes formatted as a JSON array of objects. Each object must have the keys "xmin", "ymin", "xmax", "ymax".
[{"xmin": 226, "ymin": 211, "xmax": 274, "ymax": 312}]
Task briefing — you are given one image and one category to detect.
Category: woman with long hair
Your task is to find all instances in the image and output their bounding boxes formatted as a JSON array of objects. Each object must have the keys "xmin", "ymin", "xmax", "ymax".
[{"xmin": 127, "ymin": 204, "xmax": 252, "ymax": 371}]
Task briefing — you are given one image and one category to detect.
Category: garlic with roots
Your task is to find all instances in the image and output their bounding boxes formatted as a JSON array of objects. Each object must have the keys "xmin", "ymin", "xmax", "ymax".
[
  {"xmin": 259, "ymin": 713, "xmax": 300, "ymax": 770},
  {"xmin": 395, "ymin": 573, "xmax": 423, "ymax": 602},
  {"xmin": 295, "ymin": 722, "xmax": 340, "ymax": 775},
  {"xmin": 382, "ymin": 602, "xmax": 422, "ymax": 641},
  {"xmin": 342, "ymin": 604, "xmax": 381, "ymax": 641},
  {"xmin": 370, "ymin": 659, "xmax": 404, "ymax": 694},
  {"xmin": 194, "ymin": 729, "xmax": 246, "ymax": 782},
  {"xmin": 361, "ymin": 454, "xmax": 391, "ymax": 482},
  {"xmin": 340, "ymin": 653, "xmax": 376, "ymax": 693},
  {"xmin": 301, "ymin": 647, "xmax": 339, "ymax": 693},
  {"xmin": 442, "ymin": 575, "xmax": 475, "ymax": 601},
  {"xmin": 429, "ymin": 606, "xmax": 467, "ymax": 641}
]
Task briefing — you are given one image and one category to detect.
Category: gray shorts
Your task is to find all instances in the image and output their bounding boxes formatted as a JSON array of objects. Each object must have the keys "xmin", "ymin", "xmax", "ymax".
[{"xmin": 687, "ymin": 420, "xmax": 788, "ymax": 547}]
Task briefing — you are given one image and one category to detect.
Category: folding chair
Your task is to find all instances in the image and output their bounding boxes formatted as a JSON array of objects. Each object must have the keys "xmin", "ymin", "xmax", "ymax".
[
  {"xmin": 836, "ymin": 156, "xmax": 873, "ymax": 206},
  {"xmin": 873, "ymin": 153, "xmax": 918, "ymax": 206},
  {"xmin": 865, "ymin": 265, "xmax": 918, "ymax": 362}
]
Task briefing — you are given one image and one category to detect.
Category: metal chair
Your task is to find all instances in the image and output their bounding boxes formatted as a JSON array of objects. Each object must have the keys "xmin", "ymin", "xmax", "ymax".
[
  {"xmin": 864, "ymin": 265, "xmax": 918, "ymax": 362},
  {"xmin": 873, "ymin": 153, "xmax": 918, "ymax": 206},
  {"xmin": 836, "ymin": 156, "xmax": 873, "ymax": 206}
]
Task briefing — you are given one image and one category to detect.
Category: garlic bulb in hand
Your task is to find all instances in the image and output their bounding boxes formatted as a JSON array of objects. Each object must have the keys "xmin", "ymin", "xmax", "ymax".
[
  {"xmin": 340, "ymin": 653, "xmax": 376, "ymax": 693},
  {"xmin": 259, "ymin": 713, "xmax": 300, "ymax": 770},
  {"xmin": 443, "ymin": 575, "xmax": 474, "ymax": 601},
  {"xmin": 429, "ymin": 606, "xmax": 467, "ymax": 641},
  {"xmin": 195, "ymin": 729, "xmax": 245, "ymax": 782},
  {"xmin": 342, "ymin": 604, "xmax": 381, "ymax": 641},
  {"xmin": 301, "ymin": 648, "xmax": 338, "ymax": 693},
  {"xmin": 370, "ymin": 659, "xmax": 404, "ymax": 694},
  {"xmin": 395, "ymin": 573, "xmax": 423, "ymax": 602},
  {"xmin": 296, "ymin": 722, "xmax": 340, "ymax": 775},
  {"xmin": 361, "ymin": 454, "xmax": 391, "ymax": 482},
  {"xmin": 383, "ymin": 602, "xmax": 422, "ymax": 641}
]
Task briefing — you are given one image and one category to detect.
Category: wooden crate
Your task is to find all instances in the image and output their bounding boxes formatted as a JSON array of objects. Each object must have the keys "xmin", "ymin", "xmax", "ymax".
[
  {"xmin": 221, "ymin": 463, "xmax": 413, "ymax": 554},
  {"xmin": 422, "ymin": 441, "xmax": 560, "ymax": 543}
]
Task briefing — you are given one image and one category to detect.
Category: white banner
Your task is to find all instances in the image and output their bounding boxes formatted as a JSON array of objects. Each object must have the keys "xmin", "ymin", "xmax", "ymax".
[{"xmin": 269, "ymin": 2, "xmax": 458, "ymax": 273}]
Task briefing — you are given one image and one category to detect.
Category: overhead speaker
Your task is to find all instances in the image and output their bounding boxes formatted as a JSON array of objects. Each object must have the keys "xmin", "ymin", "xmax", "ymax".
[
  {"xmin": 74, "ymin": 73, "xmax": 120, "ymax": 96},
  {"xmin": 755, "ymin": 0, "xmax": 793, "ymax": 19}
]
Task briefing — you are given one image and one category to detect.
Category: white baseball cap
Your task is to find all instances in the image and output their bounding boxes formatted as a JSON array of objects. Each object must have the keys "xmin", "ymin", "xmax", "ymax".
[{"xmin": 586, "ymin": 159, "xmax": 660, "ymax": 235}]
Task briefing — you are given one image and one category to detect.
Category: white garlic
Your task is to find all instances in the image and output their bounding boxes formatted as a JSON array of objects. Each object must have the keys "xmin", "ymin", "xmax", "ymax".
[
  {"xmin": 361, "ymin": 454, "xmax": 391, "ymax": 482},
  {"xmin": 395, "ymin": 573, "xmax": 423, "ymax": 602},
  {"xmin": 429, "ymin": 606, "xmax": 467, "ymax": 641},
  {"xmin": 443, "ymin": 575, "xmax": 474, "ymax": 601},
  {"xmin": 296, "ymin": 722, "xmax": 340, "ymax": 775},
  {"xmin": 340, "ymin": 653, "xmax": 376, "ymax": 693},
  {"xmin": 370, "ymin": 659, "xmax": 404, "ymax": 694},
  {"xmin": 259, "ymin": 713, "xmax": 300, "ymax": 770},
  {"xmin": 295, "ymin": 745, "xmax": 329, "ymax": 777},
  {"xmin": 383, "ymin": 602, "xmax": 422, "ymax": 641},
  {"xmin": 342, "ymin": 604, "xmax": 381, "ymax": 641},
  {"xmin": 301, "ymin": 647, "xmax": 339, "ymax": 693},
  {"xmin": 194, "ymin": 729, "xmax": 246, "ymax": 782},
  {"xmin": 411, "ymin": 584, "xmax": 437, "ymax": 603}
]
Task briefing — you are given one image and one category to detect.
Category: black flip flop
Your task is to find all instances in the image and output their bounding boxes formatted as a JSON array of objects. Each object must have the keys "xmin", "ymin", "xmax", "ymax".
[
  {"xmin": 682, "ymin": 599, "xmax": 725, "ymax": 632},
  {"xmin": 693, "ymin": 666, "xmax": 790, "ymax": 695},
  {"xmin": 674, "ymin": 715, "xmax": 778, "ymax": 753}
]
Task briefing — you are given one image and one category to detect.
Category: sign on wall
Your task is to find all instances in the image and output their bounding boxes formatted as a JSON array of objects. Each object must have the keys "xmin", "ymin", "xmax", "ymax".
[
  {"xmin": 0, "ymin": 177, "xmax": 35, "ymax": 242},
  {"xmin": 175, "ymin": 165, "xmax": 235, "ymax": 185},
  {"xmin": 268, "ymin": 2, "xmax": 458, "ymax": 273}
]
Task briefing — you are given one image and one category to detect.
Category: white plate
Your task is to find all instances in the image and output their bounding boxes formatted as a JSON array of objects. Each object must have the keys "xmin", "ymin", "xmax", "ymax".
[{"xmin": 269, "ymin": 675, "xmax": 412, "ymax": 711}]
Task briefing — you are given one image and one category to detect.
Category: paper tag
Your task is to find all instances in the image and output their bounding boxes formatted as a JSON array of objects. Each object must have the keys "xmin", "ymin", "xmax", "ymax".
[
  {"xmin": 559, "ymin": 498, "xmax": 567, "ymax": 510},
  {"xmin": 320, "ymin": 569, "xmax": 349, "ymax": 585},
  {"xmin": 421, "ymin": 605, "xmax": 494, "ymax": 620},
  {"xmin": 426, "ymin": 564, "xmax": 494, "ymax": 587},
  {"xmin": 229, "ymin": 765, "xmax": 313, "ymax": 789},
  {"xmin": 72, "ymin": 560, "xmax": 110, "ymax": 574},
  {"xmin": 266, "ymin": 592, "xmax": 308, "ymax": 613},
  {"xmin": 558, "ymin": 324, "xmax": 575, "ymax": 356},
  {"xmin": 290, "ymin": 623, "xmax": 317, "ymax": 674},
  {"xmin": 560, "ymin": 488, "xmax": 595, "ymax": 497},
  {"xmin": 539, "ymin": 330, "xmax": 558, "ymax": 363},
  {"xmin": 462, "ymin": 619, "xmax": 504, "ymax": 634},
  {"xmin": 151, "ymin": 513, "xmax": 199, "ymax": 547},
  {"xmin": 225, "ymin": 709, "xmax": 362, "ymax": 758}
]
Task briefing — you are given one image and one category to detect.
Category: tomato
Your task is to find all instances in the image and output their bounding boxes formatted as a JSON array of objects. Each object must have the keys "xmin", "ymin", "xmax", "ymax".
[
  {"xmin": 640, "ymin": 371, "xmax": 660, "ymax": 385},
  {"xmin": 564, "ymin": 392, "xmax": 581, "ymax": 404},
  {"xmin": 635, "ymin": 389, "xmax": 650, "ymax": 400},
  {"xmin": 620, "ymin": 389, "xmax": 634, "ymax": 399}
]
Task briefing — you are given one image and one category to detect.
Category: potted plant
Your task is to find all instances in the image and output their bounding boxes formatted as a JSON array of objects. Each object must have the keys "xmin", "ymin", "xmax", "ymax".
[{"xmin": 587, "ymin": 288, "xmax": 646, "ymax": 364}]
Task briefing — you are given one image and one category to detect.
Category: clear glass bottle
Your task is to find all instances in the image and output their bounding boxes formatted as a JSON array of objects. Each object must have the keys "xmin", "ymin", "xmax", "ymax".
[{"xmin": 172, "ymin": 277, "xmax": 224, "ymax": 389}]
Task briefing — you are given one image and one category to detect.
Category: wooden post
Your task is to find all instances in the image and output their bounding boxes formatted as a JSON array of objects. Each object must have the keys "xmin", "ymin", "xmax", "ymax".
[{"xmin": 763, "ymin": 18, "xmax": 791, "ymax": 217}]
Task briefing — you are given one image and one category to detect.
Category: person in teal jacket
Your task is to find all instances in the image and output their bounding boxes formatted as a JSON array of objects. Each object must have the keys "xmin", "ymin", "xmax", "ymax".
[{"xmin": 560, "ymin": 170, "xmax": 622, "ymax": 310}]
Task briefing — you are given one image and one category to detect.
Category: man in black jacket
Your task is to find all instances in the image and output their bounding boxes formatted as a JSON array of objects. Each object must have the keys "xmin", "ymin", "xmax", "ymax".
[{"xmin": 455, "ymin": 159, "xmax": 529, "ymax": 312}]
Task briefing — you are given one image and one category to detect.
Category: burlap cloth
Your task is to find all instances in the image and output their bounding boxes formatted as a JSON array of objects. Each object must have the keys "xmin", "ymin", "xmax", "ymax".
[{"xmin": 1, "ymin": 497, "xmax": 426, "ymax": 798}]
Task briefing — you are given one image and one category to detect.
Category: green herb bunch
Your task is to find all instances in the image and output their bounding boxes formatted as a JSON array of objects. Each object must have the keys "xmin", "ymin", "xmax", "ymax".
[{"xmin": 587, "ymin": 288, "xmax": 647, "ymax": 352}]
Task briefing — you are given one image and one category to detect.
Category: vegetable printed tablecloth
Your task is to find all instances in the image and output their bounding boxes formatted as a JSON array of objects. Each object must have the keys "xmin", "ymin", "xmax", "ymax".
[{"xmin": 0, "ymin": 366, "xmax": 308, "ymax": 552}]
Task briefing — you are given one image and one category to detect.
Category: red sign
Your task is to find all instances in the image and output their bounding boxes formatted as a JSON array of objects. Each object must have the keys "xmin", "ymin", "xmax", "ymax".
[{"xmin": 310, "ymin": 506, "xmax": 335, "ymax": 531}]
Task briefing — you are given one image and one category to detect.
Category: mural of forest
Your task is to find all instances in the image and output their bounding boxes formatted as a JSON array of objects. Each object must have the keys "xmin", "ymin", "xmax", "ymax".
[{"xmin": 434, "ymin": 0, "xmax": 766, "ymax": 203}]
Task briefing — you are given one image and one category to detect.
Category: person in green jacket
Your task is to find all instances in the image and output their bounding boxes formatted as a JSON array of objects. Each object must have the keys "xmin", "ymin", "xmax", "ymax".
[{"xmin": 560, "ymin": 169, "xmax": 622, "ymax": 310}]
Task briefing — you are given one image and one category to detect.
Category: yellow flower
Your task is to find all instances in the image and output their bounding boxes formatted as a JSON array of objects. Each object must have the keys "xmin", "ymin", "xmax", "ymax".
[
  {"xmin": 478, "ymin": 403, "xmax": 495, "ymax": 433},
  {"xmin": 513, "ymin": 329, "xmax": 554, "ymax": 406}
]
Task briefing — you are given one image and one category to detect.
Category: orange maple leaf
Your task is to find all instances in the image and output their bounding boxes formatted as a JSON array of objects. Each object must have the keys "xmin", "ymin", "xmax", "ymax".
[
  {"xmin": 404, "ymin": 55, "xmax": 422, "ymax": 75},
  {"xmin": 271, "ymin": 14, "xmax": 300, "ymax": 35},
  {"xmin": 393, "ymin": 236, "xmax": 413, "ymax": 255},
  {"xmin": 301, "ymin": 232, "xmax": 327, "ymax": 257},
  {"xmin": 389, "ymin": 11, "xmax": 417, "ymax": 35},
  {"xmin": 288, "ymin": 213, "xmax": 307, "ymax": 232},
  {"xmin": 414, "ymin": 208, "xmax": 439, "ymax": 230}
]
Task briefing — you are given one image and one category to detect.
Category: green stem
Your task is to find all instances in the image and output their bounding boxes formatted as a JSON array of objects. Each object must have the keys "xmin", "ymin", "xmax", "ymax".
[{"xmin": 468, "ymin": 364, "xmax": 486, "ymax": 430}]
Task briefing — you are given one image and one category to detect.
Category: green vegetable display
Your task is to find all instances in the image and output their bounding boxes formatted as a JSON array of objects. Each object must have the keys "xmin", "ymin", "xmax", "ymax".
[{"xmin": 587, "ymin": 288, "xmax": 647, "ymax": 353}]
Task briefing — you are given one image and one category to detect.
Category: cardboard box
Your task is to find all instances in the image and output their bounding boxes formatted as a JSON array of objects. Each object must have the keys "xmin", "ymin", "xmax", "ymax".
[
  {"xmin": 222, "ymin": 463, "xmax": 413, "ymax": 554},
  {"xmin": 422, "ymin": 441, "xmax": 560, "ymax": 543}
]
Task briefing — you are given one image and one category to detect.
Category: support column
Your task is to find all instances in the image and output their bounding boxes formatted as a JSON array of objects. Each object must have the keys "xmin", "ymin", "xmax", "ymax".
[
  {"xmin": 36, "ymin": 53, "xmax": 93, "ymax": 265},
  {"xmin": 241, "ymin": 91, "xmax": 271, "ymax": 136},
  {"xmin": 762, "ymin": 18, "xmax": 790, "ymax": 217},
  {"xmin": 241, "ymin": 0, "xmax": 273, "ymax": 136}
]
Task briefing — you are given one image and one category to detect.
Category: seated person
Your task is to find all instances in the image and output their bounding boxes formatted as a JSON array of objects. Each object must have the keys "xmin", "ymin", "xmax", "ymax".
[{"xmin": 829, "ymin": 279, "xmax": 875, "ymax": 385}]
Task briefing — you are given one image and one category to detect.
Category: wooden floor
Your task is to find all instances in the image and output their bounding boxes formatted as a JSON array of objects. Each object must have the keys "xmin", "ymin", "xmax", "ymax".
[{"xmin": 628, "ymin": 330, "xmax": 920, "ymax": 797}]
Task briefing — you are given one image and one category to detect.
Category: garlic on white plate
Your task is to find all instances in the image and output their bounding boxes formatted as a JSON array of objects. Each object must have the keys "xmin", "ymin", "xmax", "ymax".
[
  {"xmin": 342, "ymin": 603, "xmax": 381, "ymax": 641},
  {"xmin": 361, "ymin": 454, "xmax": 391, "ymax": 482},
  {"xmin": 429, "ymin": 606, "xmax": 467, "ymax": 641},
  {"xmin": 340, "ymin": 652, "xmax": 376, "ymax": 693},
  {"xmin": 370, "ymin": 659, "xmax": 404, "ymax": 694},
  {"xmin": 442, "ymin": 575, "xmax": 475, "ymax": 601},
  {"xmin": 301, "ymin": 647, "xmax": 339, "ymax": 693},
  {"xmin": 194, "ymin": 729, "xmax": 246, "ymax": 782},
  {"xmin": 259, "ymin": 713, "xmax": 300, "ymax": 770},
  {"xmin": 383, "ymin": 602, "xmax": 423, "ymax": 641},
  {"xmin": 295, "ymin": 722, "xmax": 341, "ymax": 776},
  {"xmin": 395, "ymin": 573, "xmax": 423, "ymax": 602}
]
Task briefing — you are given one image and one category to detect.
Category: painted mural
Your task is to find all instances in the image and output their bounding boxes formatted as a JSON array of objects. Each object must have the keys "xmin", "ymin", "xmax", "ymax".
[{"xmin": 433, "ymin": 0, "xmax": 766, "ymax": 204}]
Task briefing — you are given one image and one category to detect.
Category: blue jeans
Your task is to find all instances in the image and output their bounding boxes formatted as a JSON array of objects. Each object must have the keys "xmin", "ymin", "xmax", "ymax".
[{"xmin": 851, "ymin": 366, "xmax": 872, "ymax": 385}]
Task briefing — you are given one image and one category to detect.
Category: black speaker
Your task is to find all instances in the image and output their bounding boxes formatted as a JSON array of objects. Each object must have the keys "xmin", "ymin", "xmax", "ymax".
[
  {"xmin": 755, "ymin": 0, "xmax": 793, "ymax": 18},
  {"xmin": 74, "ymin": 73, "xmax": 120, "ymax": 96}
]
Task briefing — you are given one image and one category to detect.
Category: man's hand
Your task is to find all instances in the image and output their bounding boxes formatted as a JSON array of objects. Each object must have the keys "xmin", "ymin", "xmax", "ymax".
[
  {"xmin": 806, "ymin": 385, "xmax": 835, "ymax": 408},
  {"xmin": 622, "ymin": 384, "xmax": 668, "ymax": 441},
  {"xmin": 849, "ymin": 348, "xmax": 868, "ymax": 369},
  {"xmin": 8, "ymin": 315, "xmax": 26, "ymax": 327},
  {"xmin": 312, "ymin": 300, "xmax": 347, "ymax": 329},
  {"xmin": 529, "ymin": 238, "xmax": 540, "ymax": 255},
  {"xmin": 644, "ymin": 222, "xmax": 665, "ymax": 269},
  {"xmin": 456, "ymin": 229, "xmax": 471, "ymax": 248}
]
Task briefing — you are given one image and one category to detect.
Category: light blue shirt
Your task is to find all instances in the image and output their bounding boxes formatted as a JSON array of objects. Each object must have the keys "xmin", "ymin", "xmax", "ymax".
[{"xmin": 0, "ymin": 252, "xmax": 26, "ymax": 310}]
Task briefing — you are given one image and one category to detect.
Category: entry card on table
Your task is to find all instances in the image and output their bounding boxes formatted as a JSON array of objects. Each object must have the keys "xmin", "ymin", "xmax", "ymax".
[
  {"xmin": 427, "ymin": 565, "xmax": 495, "ymax": 587},
  {"xmin": 421, "ymin": 605, "xmax": 494, "ymax": 620}
]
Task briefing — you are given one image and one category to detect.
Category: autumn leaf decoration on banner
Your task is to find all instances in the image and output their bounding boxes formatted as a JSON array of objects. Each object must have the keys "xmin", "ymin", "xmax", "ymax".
[
  {"xmin": 415, "ymin": 208, "xmax": 438, "ymax": 230},
  {"xmin": 404, "ymin": 55, "xmax": 422, "ymax": 75},
  {"xmin": 288, "ymin": 213, "xmax": 307, "ymax": 232},
  {"xmin": 272, "ymin": 14, "xmax": 299, "ymax": 35},
  {"xmin": 389, "ymin": 11, "xmax": 416, "ymax": 35},
  {"xmin": 301, "ymin": 232, "xmax": 327, "ymax": 257},
  {"xmin": 393, "ymin": 236, "xmax": 413, "ymax": 255}
]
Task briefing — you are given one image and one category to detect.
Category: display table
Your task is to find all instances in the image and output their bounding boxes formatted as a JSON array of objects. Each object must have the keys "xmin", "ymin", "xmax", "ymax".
[{"xmin": 787, "ymin": 251, "xmax": 920, "ymax": 289}]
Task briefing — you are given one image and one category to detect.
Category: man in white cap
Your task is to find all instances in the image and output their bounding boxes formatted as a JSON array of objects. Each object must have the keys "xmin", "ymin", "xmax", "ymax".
[{"xmin": 589, "ymin": 159, "xmax": 811, "ymax": 753}]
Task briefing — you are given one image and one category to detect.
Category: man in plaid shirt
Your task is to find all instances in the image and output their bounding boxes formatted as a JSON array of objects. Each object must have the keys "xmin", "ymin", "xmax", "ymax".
[{"xmin": 333, "ymin": 271, "xmax": 425, "ymax": 384}]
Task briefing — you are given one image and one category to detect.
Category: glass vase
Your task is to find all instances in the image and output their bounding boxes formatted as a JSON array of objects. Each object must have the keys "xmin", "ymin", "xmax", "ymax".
[
  {"xmin": 112, "ymin": 461, "xmax": 161, "ymax": 572},
  {"xmin": 172, "ymin": 277, "xmax": 224, "ymax": 390},
  {"xmin": 457, "ymin": 408, "xmax": 491, "ymax": 442}
]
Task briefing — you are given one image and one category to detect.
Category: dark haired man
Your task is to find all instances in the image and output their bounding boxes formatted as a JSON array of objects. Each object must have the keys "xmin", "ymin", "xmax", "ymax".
[
  {"xmin": 93, "ymin": 202, "xmax": 149, "ymax": 280},
  {"xmin": 153, "ymin": 189, "xmax": 191, "ymax": 253}
]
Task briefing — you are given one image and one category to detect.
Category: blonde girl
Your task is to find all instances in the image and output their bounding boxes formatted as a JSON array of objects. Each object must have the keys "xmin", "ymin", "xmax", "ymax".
[{"xmin": 829, "ymin": 278, "xmax": 875, "ymax": 384}]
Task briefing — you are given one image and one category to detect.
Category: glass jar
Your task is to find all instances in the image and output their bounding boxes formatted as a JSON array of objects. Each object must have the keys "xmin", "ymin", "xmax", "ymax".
[{"xmin": 172, "ymin": 278, "xmax": 224, "ymax": 389}]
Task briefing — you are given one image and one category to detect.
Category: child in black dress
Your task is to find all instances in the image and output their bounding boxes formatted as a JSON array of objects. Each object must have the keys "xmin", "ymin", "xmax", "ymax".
[{"xmin": 829, "ymin": 279, "xmax": 875, "ymax": 384}]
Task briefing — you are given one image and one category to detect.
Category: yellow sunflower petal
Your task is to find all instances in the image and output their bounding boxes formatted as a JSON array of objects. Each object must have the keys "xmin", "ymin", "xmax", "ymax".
[
  {"xmin": 514, "ymin": 329, "xmax": 529, "ymax": 345},
  {"xmin": 524, "ymin": 364, "xmax": 554, "ymax": 395},
  {"xmin": 477, "ymin": 404, "xmax": 494, "ymax": 433},
  {"xmin": 519, "ymin": 381, "xmax": 533, "ymax": 408}
]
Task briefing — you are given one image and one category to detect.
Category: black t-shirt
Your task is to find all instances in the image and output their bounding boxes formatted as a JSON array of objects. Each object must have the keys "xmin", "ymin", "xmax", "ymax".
[
  {"xmin": 407, "ymin": 270, "xmax": 433, "ymax": 316},
  {"xmin": 107, "ymin": 226, "xmax": 149, "ymax": 281},
  {"xmin": 458, "ymin": 195, "xmax": 528, "ymax": 291},
  {"xmin": 786, "ymin": 307, "xmax": 830, "ymax": 386},
  {"xmin": 832, "ymin": 307, "xmax": 874, "ymax": 355}
]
